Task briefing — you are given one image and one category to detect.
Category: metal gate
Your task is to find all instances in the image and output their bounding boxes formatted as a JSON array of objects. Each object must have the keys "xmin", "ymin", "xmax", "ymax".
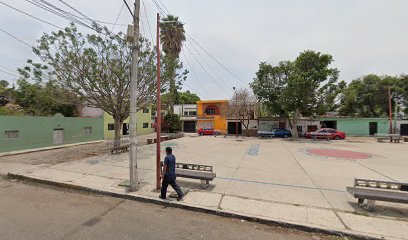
[
  {"xmin": 183, "ymin": 121, "xmax": 196, "ymax": 133},
  {"xmin": 400, "ymin": 124, "xmax": 408, "ymax": 136},
  {"xmin": 228, "ymin": 122, "xmax": 242, "ymax": 135},
  {"xmin": 53, "ymin": 129, "xmax": 64, "ymax": 145}
]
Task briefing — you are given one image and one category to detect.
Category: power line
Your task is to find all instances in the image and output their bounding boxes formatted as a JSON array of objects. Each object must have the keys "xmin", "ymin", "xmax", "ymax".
[
  {"xmin": 141, "ymin": 0, "xmax": 154, "ymax": 43},
  {"xmin": 0, "ymin": 68, "xmax": 19, "ymax": 78},
  {"xmin": 186, "ymin": 34, "xmax": 247, "ymax": 86},
  {"xmin": 181, "ymin": 51, "xmax": 213, "ymax": 99},
  {"xmin": 111, "ymin": 2, "xmax": 125, "ymax": 31},
  {"xmin": 151, "ymin": 0, "xmax": 247, "ymax": 87},
  {"xmin": 122, "ymin": 0, "xmax": 134, "ymax": 17},
  {"xmin": 0, "ymin": 27, "xmax": 32, "ymax": 48},
  {"xmin": 0, "ymin": 1, "xmax": 63, "ymax": 30},
  {"xmin": 184, "ymin": 45, "xmax": 230, "ymax": 96}
]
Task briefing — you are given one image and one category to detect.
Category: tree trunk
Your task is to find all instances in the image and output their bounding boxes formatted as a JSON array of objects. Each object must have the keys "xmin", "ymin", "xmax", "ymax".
[
  {"xmin": 291, "ymin": 109, "xmax": 300, "ymax": 138},
  {"xmin": 113, "ymin": 115, "xmax": 122, "ymax": 147}
]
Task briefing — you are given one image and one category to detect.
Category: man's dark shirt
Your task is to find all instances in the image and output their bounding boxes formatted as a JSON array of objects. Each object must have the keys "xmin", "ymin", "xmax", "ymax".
[{"xmin": 164, "ymin": 154, "xmax": 176, "ymax": 176}]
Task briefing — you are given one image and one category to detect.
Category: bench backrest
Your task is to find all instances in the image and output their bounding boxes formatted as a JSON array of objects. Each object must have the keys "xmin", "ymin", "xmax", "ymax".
[
  {"xmin": 355, "ymin": 178, "xmax": 408, "ymax": 192},
  {"xmin": 161, "ymin": 161, "xmax": 213, "ymax": 172}
]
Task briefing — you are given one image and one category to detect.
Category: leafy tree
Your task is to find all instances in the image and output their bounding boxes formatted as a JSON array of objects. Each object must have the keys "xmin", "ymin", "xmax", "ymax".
[
  {"xmin": 227, "ymin": 88, "xmax": 258, "ymax": 136},
  {"xmin": 162, "ymin": 113, "xmax": 182, "ymax": 133},
  {"xmin": 338, "ymin": 74, "xmax": 401, "ymax": 117},
  {"xmin": 162, "ymin": 90, "xmax": 200, "ymax": 105},
  {"xmin": 160, "ymin": 15, "xmax": 186, "ymax": 112},
  {"xmin": 0, "ymin": 80, "xmax": 10, "ymax": 106},
  {"xmin": 32, "ymin": 23, "xmax": 162, "ymax": 144},
  {"xmin": 251, "ymin": 50, "xmax": 340, "ymax": 137}
]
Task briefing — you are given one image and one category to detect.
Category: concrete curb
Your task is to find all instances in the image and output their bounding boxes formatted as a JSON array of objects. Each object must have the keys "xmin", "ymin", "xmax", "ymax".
[
  {"xmin": 7, "ymin": 172, "xmax": 383, "ymax": 240},
  {"xmin": 0, "ymin": 140, "xmax": 106, "ymax": 157}
]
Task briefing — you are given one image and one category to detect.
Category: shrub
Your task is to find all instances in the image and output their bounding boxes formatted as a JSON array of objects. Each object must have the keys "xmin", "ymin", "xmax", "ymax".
[{"xmin": 162, "ymin": 113, "xmax": 182, "ymax": 133}]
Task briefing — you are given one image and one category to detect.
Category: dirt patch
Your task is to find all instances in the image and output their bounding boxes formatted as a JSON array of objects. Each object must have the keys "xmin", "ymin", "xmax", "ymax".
[{"xmin": 0, "ymin": 142, "xmax": 109, "ymax": 165}]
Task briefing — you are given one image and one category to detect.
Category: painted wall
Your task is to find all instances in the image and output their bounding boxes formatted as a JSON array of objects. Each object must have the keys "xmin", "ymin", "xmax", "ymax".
[
  {"xmin": 196, "ymin": 100, "xmax": 228, "ymax": 132},
  {"xmin": 321, "ymin": 118, "xmax": 389, "ymax": 136},
  {"xmin": 103, "ymin": 106, "xmax": 155, "ymax": 140},
  {"xmin": 0, "ymin": 114, "xmax": 103, "ymax": 153}
]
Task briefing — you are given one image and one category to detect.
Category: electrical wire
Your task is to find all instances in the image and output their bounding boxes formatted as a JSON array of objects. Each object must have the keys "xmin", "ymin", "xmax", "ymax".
[
  {"xmin": 111, "ymin": 2, "xmax": 125, "ymax": 31},
  {"xmin": 122, "ymin": 0, "xmax": 134, "ymax": 18},
  {"xmin": 0, "ymin": 27, "xmax": 32, "ymax": 48},
  {"xmin": 141, "ymin": 0, "xmax": 154, "ymax": 43}
]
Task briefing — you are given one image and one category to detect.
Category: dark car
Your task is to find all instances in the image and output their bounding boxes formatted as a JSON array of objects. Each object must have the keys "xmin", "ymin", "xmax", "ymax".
[
  {"xmin": 258, "ymin": 128, "xmax": 292, "ymax": 138},
  {"xmin": 304, "ymin": 128, "xmax": 346, "ymax": 140}
]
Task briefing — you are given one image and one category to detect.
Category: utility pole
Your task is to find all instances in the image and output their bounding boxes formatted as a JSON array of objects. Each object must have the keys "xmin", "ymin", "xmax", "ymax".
[
  {"xmin": 129, "ymin": 0, "xmax": 141, "ymax": 192},
  {"xmin": 233, "ymin": 87, "xmax": 238, "ymax": 137},
  {"xmin": 156, "ymin": 13, "xmax": 162, "ymax": 191},
  {"xmin": 388, "ymin": 86, "xmax": 393, "ymax": 134}
]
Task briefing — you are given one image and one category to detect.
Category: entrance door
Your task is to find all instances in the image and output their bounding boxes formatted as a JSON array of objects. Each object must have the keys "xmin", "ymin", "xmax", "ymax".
[
  {"xmin": 122, "ymin": 123, "xmax": 129, "ymax": 136},
  {"xmin": 369, "ymin": 122, "xmax": 378, "ymax": 135},
  {"xmin": 228, "ymin": 122, "xmax": 242, "ymax": 135},
  {"xmin": 400, "ymin": 124, "xmax": 408, "ymax": 136},
  {"xmin": 183, "ymin": 121, "xmax": 196, "ymax": 133},
  {"xmin": 53, "ymin": 129, "xmax": 64, "ymax": 145}
]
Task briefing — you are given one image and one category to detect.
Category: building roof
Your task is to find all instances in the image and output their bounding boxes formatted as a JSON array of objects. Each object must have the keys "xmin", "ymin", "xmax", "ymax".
[{"xmin": 196, "ymin": 100, "xmax": 228, "ymax": 104}]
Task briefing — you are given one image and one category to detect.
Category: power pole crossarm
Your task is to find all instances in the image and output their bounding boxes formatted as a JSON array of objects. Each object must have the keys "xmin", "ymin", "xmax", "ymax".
[{"xmin": 129, "ymin": 0, "xmax": 141, "ymax": 192}]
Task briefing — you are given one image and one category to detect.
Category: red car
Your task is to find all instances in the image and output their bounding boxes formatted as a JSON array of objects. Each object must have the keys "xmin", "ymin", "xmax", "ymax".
[
  {"xmin": 304, "ymin": 128, "xmax": 346, "ymax": 140},
  {"xmin": 197, "ymin": 128, "xmax": 221, "ymax": 136}
]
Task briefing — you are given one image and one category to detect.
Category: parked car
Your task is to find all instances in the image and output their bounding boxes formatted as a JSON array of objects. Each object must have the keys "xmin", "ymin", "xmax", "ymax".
[
  {"xmin": 258, "ymin": 128, "xmax": 292, "ymax": 138},
  {"xmin": 198, "ymin": 128, "xmax": 221, "ymax": 136},
  {"xmin": 304, "ymin": 128, "xmax": 346, "ymax": 140}
]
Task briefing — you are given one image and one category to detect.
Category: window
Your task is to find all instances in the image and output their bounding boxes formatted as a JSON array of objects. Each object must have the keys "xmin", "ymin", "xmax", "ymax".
[
  {"xmin": 84, "ymin": 127, "xmax": 92, "ymax": 135},
  {"xmin": 189, "ymin": 111, "xmax": 197, "ymax": 116},
  {"xmin": 297, "ymin": 126, "xmax": 303, "ymax": 133},
  {"xmin": 205, "ymin": 108, "xmax": 216, "ymax": 115},
  {"xmin": 108, "ymin": 124, "xmax": 114, "ymax": 131},
  {"xmin": 184, "ymin": 111, "xmax": 189, "ymax": 116},
  {"xmin": 143, "ymin": 123, "xmax": 149, "ymax": 128},
  {"xmin": 5, "ymin": 130, "xmax": 19, "ymax": 139},
  {"xmin": 143, "ymin": 108, "xmax": 149, "ymax": 113}
]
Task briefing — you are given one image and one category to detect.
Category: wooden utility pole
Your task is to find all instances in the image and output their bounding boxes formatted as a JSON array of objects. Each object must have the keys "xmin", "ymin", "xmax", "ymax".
[
  {"xmin": 129, "ymin": 0, "xmax": 141, "ymax": 192},
  {"xmin": 156, "ymin": 13, "xmax": 162, "ymax": 191}
]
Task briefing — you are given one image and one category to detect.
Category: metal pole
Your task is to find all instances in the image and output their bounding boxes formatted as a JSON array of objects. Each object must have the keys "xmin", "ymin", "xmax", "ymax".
[
  {"xmin": 234, "ymin": 87, "xmax": 238, "ymax": 137},
  {"xmin": 394, "ymin": 93, "xmax": 398, "ymax": 134},
  {"xmin": 156, "ymin": 13, "xmax": 162, "ymax": 191},
  {"xmin": 129, "ymin": 0, "xmax": 141, "ymax": 192},
  {"xmin": 388, "ymin": 86, "xmax": 393, "ymax": 134}
]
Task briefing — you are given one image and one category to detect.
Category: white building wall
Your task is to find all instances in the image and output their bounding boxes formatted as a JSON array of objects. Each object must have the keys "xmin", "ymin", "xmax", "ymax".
[{"xmin": 174, "ymin": 104, "xmax": 197, "ymax": 116}]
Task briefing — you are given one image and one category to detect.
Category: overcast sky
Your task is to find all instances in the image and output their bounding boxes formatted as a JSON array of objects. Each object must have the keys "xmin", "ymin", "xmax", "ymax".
[{"xmin": 1, "ymin": 0, "xmax": 407, "ymax": 100}]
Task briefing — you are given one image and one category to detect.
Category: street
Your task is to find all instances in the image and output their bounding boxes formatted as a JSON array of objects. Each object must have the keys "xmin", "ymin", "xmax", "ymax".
[{"xmin": 0, "ymin": 177, "xmax": 335, "ymax": 240}]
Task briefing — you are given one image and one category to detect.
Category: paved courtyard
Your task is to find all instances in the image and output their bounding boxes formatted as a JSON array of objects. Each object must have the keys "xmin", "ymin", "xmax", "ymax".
[{"xmin": 5, "ymin": 136, "xmax": 408, "ymax": 239}]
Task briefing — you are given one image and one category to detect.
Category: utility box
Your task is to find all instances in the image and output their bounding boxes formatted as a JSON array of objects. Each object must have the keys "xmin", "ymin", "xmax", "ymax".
[{"xmin": 126, "ymin": 24, "xmax": 134, "ymax": 42}]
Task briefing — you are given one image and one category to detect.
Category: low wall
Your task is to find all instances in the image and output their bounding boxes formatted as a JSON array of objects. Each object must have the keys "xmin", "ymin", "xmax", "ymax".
[{"xmin": 0, "ymin": 114, "xmax": 103, "ymax": 153}]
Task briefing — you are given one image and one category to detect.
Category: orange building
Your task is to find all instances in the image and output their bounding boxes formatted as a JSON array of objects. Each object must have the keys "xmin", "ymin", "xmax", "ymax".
[{"xmin": 196, "ymin": 100, "xmax": 228, "ymax": 133}]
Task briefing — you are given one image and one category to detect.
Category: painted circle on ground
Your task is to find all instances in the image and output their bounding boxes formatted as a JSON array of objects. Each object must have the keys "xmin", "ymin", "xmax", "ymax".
[{"xmin": 305, "ymin": 148, "xmax": 372, "ymax": 160}]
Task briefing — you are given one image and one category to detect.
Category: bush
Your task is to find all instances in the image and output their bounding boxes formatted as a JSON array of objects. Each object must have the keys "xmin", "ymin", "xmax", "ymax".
[{"xmin": 162, "ymin": 113, "xmax": 182, "ymax": 133}]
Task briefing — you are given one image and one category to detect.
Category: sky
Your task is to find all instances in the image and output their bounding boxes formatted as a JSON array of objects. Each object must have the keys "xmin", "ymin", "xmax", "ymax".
[{"xmin": 0, "ymin": 0, "xmax": 407, "ymax": 100}]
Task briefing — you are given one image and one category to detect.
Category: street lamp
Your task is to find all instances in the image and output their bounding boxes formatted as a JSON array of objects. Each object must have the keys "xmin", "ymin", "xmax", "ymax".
[{"xmin": 233, "ymin": 87, "xmax": 238, "ymax": 138}]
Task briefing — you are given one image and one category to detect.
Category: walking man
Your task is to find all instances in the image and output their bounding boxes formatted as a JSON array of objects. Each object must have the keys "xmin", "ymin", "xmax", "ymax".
[{"xmin": 160, "ymin": 147, "xmax": 184, "ymax": 201}]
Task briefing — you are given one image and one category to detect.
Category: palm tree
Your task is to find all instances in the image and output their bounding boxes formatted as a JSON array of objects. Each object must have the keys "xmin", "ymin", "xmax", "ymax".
[{"xmin": 160, "ymin": 15, "xmax": 186, "ymax": 112}]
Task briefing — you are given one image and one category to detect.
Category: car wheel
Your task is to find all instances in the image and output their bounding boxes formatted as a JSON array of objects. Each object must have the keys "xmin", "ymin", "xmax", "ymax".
[
  {"xmin": 283, "ymin": 134, "xmax": 288, "ymax": 138},
  {"xmin": 199, "ymin": 133, "xmax": 204, "ymax": 136},
  {"xmin": 334, "ymin": 135, "xmax": 341, "ymax": 140}
]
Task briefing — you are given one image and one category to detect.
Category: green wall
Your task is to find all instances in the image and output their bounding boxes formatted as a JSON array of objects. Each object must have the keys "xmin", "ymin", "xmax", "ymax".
[
  {"xmin": 321, "ymin": 118, "xmax": 389, "ymax": 136},
  {"xmin": 0, "ymin": 114, "xmax": 103, "ymax": 153},
  {"xmin": 103, "ymin": 106, "xmax": 155, "ymax": 140}
]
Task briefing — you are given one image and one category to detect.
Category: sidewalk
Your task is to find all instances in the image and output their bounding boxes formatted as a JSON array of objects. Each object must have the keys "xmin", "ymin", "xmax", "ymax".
[{"xmin": 4, "ymin": 136, "xmax": 408, "ymax": 240}]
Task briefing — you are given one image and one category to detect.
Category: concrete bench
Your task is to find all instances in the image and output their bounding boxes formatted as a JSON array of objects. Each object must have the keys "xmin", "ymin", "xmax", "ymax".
[
  {"xmin": 161, "ymin": 162, "xmax": 216, "ymax": 189},
  {"xmin": 147, "ymin": 138, "xmax": 156, "ymax": 144},
  {"xmin": 347, "ymin": 178, "xmax": 408, "ymax": 211},
  {"xmin": 375, "ymin": 134, "xmax": 402, "ymax": 143},
  {"xmin": 404, "ymin": 137, "xmax": 408, "ymax": 142},
  {"xmin": 111, "ymin": 144, "xmax": 130, "ymax": 154}
]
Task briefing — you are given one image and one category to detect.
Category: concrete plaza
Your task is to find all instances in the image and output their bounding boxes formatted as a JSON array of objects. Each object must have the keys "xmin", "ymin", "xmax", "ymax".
[{"xmin": 6, "ymin": 136, "xmax": 408, "ymax": 239}]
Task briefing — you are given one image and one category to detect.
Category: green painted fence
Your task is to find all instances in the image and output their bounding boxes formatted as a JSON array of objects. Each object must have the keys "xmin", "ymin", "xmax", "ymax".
[{"xmin": 0, "ymin": 114, "xmax": 103, "ymax": 153}]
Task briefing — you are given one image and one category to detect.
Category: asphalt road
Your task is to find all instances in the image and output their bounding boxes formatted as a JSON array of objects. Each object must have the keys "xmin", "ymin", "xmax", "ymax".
[{"xmin": 0, "ymin": 177, "xmax": 338, "ymax": 240}]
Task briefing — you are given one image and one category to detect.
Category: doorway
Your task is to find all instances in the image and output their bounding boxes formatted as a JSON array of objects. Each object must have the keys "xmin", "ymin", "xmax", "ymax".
[
  {"xmin": 183, "ymin": 121, "xmax": 196, "ymax": 133},
  {"xmin": 400, "ymin": 124, "xmax": 408, "ymax": 136},
  {"xmin": 228, "ymin": 122, "xmax": 242, "ymax": 135},
  {"xmin": 369, "ymin": 122, "xmax": 378, "ymax": 135},
  {"xmin": 321, "ymin": 121, "xmax": 337, "ymax": 129},
  {"xmin": 53, "ymin": 128, "xmax": 64, "ymax": 145},
  {"xmin": 122, "ymin": 123, "xmax": 129, "ymax": 136}
]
